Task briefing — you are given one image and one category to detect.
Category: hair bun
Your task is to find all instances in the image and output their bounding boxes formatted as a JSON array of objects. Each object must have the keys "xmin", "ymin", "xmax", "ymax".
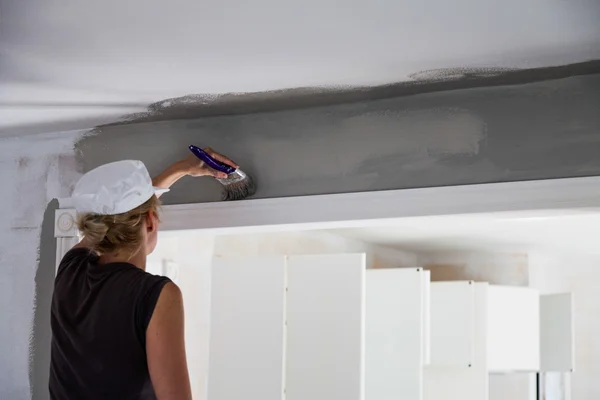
[{"xmin": 76, "ymin": 195, "xmax": 160, "ymax": 254}]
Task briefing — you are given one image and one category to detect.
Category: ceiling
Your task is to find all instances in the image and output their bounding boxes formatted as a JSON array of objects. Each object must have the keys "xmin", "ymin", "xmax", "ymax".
[
  {"xmin": 326, "ymin": 211, "xmax": 600, "ymax": 254},
  {"xmin": 2, "ymin": 0, "xmax": 600, "ymax": 136}
]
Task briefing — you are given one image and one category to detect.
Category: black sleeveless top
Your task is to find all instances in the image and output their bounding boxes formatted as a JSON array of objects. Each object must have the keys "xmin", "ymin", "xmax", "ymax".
[{"xmin": 49, "ymin": 248, "xmax": 171, "ymax": 399}]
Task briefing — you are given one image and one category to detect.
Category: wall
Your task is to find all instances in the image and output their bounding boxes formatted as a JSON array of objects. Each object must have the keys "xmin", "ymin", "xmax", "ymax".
[
  {"xmin": 421, "ymin": 252, "xmax": 529, "ymax": 286},
  {"xmin": 213, "ymin": 230, "xmax": 417, "ymax": 269},
  {"xmin": 77, "ymin": 74, "xmax": 600, "ymax": 204},
  {"xmin": 0, "ymin": 131, "xmax": 85, "ymax": 399},
  {"xmin": 147, "ymin": 230, "xmax": 416, "ymax": 399}
]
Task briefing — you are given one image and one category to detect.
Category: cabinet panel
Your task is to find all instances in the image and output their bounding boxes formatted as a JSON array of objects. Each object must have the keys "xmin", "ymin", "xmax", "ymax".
[
  {"xmin": 487, "ymin": 286, "xmax": 539, "ymax": 372},
  {"xmin": 429, "ymin": 281, "xmax": 475, "ymax": 367},
  {"xmin": 208, "ymin": 256, "xmax": 287, "ymax": 400},
  {"xmin": 366, "ymin": 268, "xmax": 427, "ymax": 400},
  {"xmin": 540, "ymin": 293, "xmax": 574, "ymax": 372},
  {"xmin": 286, "ymin": 254, "xmax": 366, "ymax": 400}
]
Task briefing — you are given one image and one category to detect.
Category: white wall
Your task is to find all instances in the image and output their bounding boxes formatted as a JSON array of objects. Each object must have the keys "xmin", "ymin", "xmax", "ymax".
[
  {"xmin": 419, "ymin": 252, "xmax": 529, "ymax": 286},
  {"xmin": 2, "ymin": 0, "xmax": 599, "ymax": 132},
  {"xmin": 213, "ymin": 230, "xmax": 417, "ymax": 269},
  {"xmin": 0, "ymin": 130, "xmax": 85, "ymax": 399}
]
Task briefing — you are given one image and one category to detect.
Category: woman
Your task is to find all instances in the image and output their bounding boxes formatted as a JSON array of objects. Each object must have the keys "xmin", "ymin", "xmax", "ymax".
[{"xmin": 49, "ymin": 148, "xmax": 239, "ymax": 400}]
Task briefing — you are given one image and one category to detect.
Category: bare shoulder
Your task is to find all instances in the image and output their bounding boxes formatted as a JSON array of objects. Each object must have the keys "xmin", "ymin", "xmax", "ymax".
[
  {"xmin": 149, "ymin": 282, "xmax": 184, "ymax": 326},
  {"xmin": 156, "ymin": 282, "xmax": 183, "ymax": 306}
]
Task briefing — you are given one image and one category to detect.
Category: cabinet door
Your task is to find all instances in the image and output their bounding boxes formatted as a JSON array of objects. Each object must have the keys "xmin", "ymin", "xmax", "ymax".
[
  {"xmin": 285, "ymin": 254, "xmax": 366, "ymax": 400},
  {"xmin": 540, "ymin": 293, "xmax": 574, "ymax": 372},
  {"xmin": 424, "ymin": 282, "xmax": 489, "ymax": 400},
  {"xmin": 429, "ymin": 281, "xmax": 475, "ymax": 367},
  {"xmin": 208, "ymin": 256, "xmax": 287, "ymax": 400},
  {"xmin": 487, "ymin": 286, "xmax": 540, "ymax": 372},
  {"xmin": 366, "ymin": 268, "xmax": 427, "ymax": 400}
]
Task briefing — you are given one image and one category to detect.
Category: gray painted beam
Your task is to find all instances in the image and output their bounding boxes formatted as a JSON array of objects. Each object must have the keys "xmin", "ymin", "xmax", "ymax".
[{"xmin": 77, "ymin": 74, "xmax": 600, "ymax": 205}]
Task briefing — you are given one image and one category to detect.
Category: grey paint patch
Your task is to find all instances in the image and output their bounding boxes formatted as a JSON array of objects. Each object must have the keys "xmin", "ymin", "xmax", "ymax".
[
  {"xmin": 104, "ymin": 60, "xmax": 600, "ymax": 127},
  {"xmin": 30, "ymin": 200, "xmax": 58, "ymax": 400},
  {"xmin": 76, "ymin": 74, "xmax": 600, "ymax": 206}
]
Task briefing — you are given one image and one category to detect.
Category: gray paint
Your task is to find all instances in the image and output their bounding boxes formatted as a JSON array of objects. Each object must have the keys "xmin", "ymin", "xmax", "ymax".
[
  {"xmin": 30, "ymin": 200, "xmax": 58, "ymax": 400},
  {"xmin": 78, "ymin": 74, "xmax": 600, "ymax": 206}
]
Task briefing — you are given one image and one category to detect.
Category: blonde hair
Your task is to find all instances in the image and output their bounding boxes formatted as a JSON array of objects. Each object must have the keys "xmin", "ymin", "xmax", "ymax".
[{"xmin": 77, "ymin": 195, "xmax": 161, "ymax": 254}]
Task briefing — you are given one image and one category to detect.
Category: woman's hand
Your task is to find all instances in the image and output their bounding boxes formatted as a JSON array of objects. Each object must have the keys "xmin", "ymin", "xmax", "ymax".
[{"xmin": 180, "ymin": 147, "xmax": 239, "ymax": 179}]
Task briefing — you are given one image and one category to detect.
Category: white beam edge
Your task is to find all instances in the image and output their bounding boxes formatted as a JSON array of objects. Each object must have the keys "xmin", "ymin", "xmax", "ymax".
[{"xmin": 155, "ymin": 176, "xmax": 600, "ymax": 233}]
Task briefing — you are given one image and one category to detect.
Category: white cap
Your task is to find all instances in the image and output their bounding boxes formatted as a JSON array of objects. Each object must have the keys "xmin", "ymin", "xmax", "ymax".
[{"xmin": 70, "ymin": 160, "xmax": 169, "ymax": 215}]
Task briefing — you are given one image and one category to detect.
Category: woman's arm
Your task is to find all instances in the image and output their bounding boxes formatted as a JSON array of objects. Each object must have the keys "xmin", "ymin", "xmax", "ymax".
[
  {"xmin": 152, "ymin": 148, "xmax": 239, "ymax": 195},
  {"xmin": 151, "ymin": 160, "xmax": 191, "ymax": 193},
  {"xmin": 146, "ymin": 282, "xmax": 192, "ymax": 400}
]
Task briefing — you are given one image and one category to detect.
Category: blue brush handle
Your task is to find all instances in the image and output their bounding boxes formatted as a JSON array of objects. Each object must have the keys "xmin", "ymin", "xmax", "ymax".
[{"xmin": 189, "ymin": 145, "xmax": 236, "ymax": 174}]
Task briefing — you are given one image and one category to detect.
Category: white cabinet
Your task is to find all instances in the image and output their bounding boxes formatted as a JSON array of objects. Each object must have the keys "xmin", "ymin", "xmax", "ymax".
[
  {"xmin": 424, "ymin": 283, "xmax": 547, "ymax": 400},
  {"xmin": 426, "ymin": 283, "xmax": 541, "ymax": 372},
  {"xmin": 208, "ymin": 254, "xmax": 369, "ymax": 400},
  {"xmin": 208, "ymin": 255, "xmax": 430, "ymax": 400},
  {"xmin": 207, "ymin": 256, "xmax": 572, "ymax": 400}
]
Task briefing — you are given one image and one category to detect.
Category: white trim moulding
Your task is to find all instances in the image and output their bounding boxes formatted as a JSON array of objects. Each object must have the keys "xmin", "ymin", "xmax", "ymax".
[{"xmin": 154, "ymin": 176, "xmax": 600, "ymax": 233}]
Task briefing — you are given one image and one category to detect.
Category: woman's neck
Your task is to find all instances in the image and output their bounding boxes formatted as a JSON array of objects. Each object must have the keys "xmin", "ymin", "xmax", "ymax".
[{"xmin": 99, "ymin": 248, "xmax": 147, "ymax": 270}]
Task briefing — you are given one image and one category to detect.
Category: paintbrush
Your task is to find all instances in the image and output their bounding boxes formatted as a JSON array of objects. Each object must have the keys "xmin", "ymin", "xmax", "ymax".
[{"xmin": 188, "ymin": 145, "xmax": 256, "ymax": 201}]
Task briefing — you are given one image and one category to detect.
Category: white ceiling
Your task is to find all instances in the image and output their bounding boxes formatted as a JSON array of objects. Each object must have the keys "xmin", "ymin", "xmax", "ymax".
[
  {"xmin": 326, "ymin": 211, "xmax": 600, "ymax": 255},
  {"xmin": 2, "ymin": 0, "xmax": 600, "ymax": 135}
]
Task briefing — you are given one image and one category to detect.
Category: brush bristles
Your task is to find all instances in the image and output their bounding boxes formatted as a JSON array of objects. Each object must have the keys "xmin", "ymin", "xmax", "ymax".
[{"xmin": 218, "ymin": 170, "xmax": 256, "ymax": 201}]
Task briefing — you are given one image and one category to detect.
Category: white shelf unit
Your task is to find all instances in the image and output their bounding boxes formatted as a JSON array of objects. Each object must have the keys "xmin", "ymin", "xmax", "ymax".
[{"xmin": 206, "ymin": 255, "xmax": 573, "ymax": 400}]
